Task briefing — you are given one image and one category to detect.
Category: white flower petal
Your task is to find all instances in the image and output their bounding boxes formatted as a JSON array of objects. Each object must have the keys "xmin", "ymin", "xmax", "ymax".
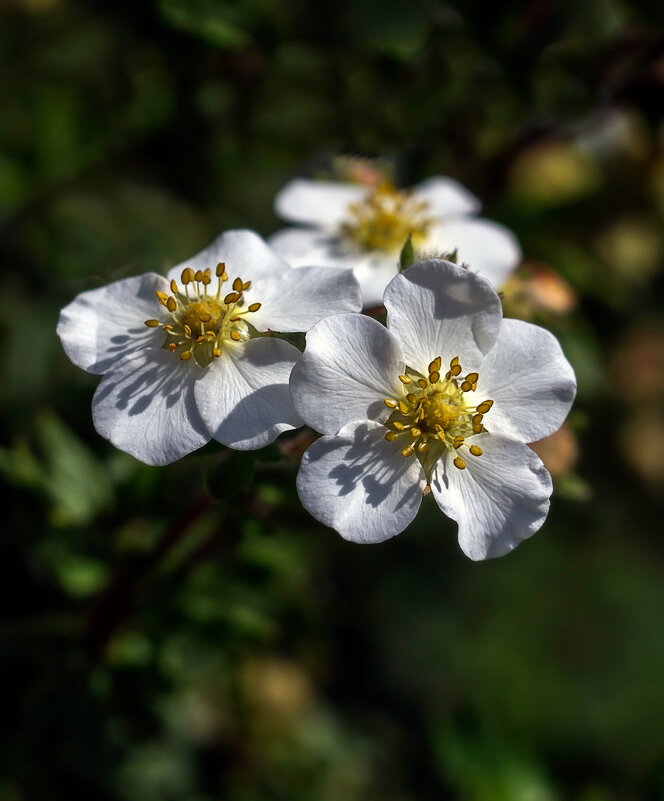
[
  {"xmin": 384, "ymin": 259, "xmax": 502, "ymax": 374},
  {"xmin": 352, "ymin": 255, "xmax": 400, "ymax": 309},
  {"xmin": 167, "ymin": 230, "xmax": 290, "ymax": 284},
  {"xmin": 268, "ymin": 227, "xmax": 398, "ymax": 309},
  {"xmin": 57, "ymin": 273, "xmax": 169, "ymax": 375},
  {"xmin": 427, "ymin": 217, "xmax": 522, "ymax": 288},
  {"xmin": 477, "ymin": 318, "xmax": 577, "ymax": 443},
  {"xmin": 91, "ymin": 348, "xmax": 209, "ymax": 465},
  {"xmin": 431, "ymin": 434, "xmax": 552, "ymax": 560},
  {"xmin": 268, "ymin": 227, "xmax": 355, "ymax": 268},
  {"xmin": 250, "ymin": 266, "xmax": 362, "ymax": 332},
  {"xmin": 413, "ymin": 176, "xmax": 481, "ymax": 217},
  {"xmin": 274, "ymin": 179, "xmax": 367, "ymax": 228},
  {"xmin": 195, "ymin": 337, "xmax": 303, "ymax": 450},
  {"xmin": 290, "ymin": 314, "xmax": 405, "ymax": 435},
  {"xmin": 297, "ymin": 420, "xmax": 425, "ymax": 543}
]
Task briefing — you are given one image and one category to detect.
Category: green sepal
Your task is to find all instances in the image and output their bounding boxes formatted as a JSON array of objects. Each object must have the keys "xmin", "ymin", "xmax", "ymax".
[{"xmin": 399, "ymin": 233, "xmax": 416, "ymax": 271}]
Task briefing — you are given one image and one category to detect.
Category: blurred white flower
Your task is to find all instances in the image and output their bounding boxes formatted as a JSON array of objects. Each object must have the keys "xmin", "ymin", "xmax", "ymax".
[
  {"xmin": 269, "ymin": 177, "xmax": 521, "ymax": 307},
  {"xmin": 290, "ymin": 259, "xmax": 575, "ymax": 560},
  {"xmin": 57, "ymin": 230, "xmax": 361, "ymax": 465}
]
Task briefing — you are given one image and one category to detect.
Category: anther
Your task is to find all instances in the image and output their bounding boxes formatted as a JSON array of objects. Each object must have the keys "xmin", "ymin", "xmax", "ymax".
[
  {"xmin": 453, "ymin": 436, "xmax": 465, "ymax": 449},
  {"xmin": 198, "ymin": 313, "xmax": 212, "ymax": 323},
  {"xmin": 411, "ymin": 427, "xmax": 422, "ymax": 438},
  {"xmin": 248, "ymin": 302, "xmax": 262, "ymax": 312},
  {"xmin": 450, "ymin": 357, "xmax": 460, "ymax": 367},
  {"xmin": 216, "ymin": 262, "xmax": 226, "ymax": 277},
  {"xmin": 398, "ymin": 401, "xmax": 409, "ymax": 415},
  {"xmin": 196, "ymin": 335, "xmax": 206, "ymax": 344},
  {"xmin": 180, "ymin": 351, "xmax": 192, "ymax": 361},
  {"xmin": 417, "ymin": 441, "xmax": 429, "ymax": 452},
  {"xmin": 230, "ymin": 331, "xmax": 241, "ymax": 342},
  {"xmin": 242, "ymin": 281, "xmax": 251, "ymax": 290},
  {"xmin": 401, "ymin": 445, "xmax": 415, "ymax": 457},
  {"xmin": 232, "ymin": 277, "xmax": 243, "ymax": 292},
  {"xmin": 472, "ymin": 424, "xmax": 484, "ymax": 434},
  {"xmin": 450, "ymin": 364, "xmax": 462, "ymax": 377},
  {"xmin": 461, "ymin": 380, "xmax": 473, "ymax": 392},
  {"xmin": 144, "ymin": 319, "xmax": 160, "ymax": 327},
  {"xmin": 202, "ymin": 273, "xmax": 211, "ymax": 286},
  {"xmin": 429, "ymin": 371, "xmax": 440, "ymax": 384},
  {"xmin": 384, "ymin": 398, "xmax": 398, "ymax": 409},
  {"xmin": 399, "ymin": 375, "xmax": 412, "ymax": 384},
  {"xmin": 472, "ymin": 413, "xmax": 483, "ymax": 425},
  {"xmin": 406, "ymin": 393, "xmax": 417, "ymax": 403},
  {"xmin": 224, "ymin": 292, "xmax": 239, "ymax": 304},
  {"xmin": 182, "ymin": 268, "xmax": 195, "ymax": 284},
  {"xmin": 428, "ymin": 358, "xmax": 442, "ymax": 373},
  {"xmin": 183, "ymin": 324, "xmax": 192, "ymax": 337},
  {"xmin": 453, "ymin": 456, "xmax": 467, "ymax": 470},
  {"xmin": 385, "ymin": 431, "xmax": 399, "ymax": 442},
  {"xmin": 156, "ymin": 290, "xmax": 169, "ymax": 305},
  {"xmin": 469, "ymin": 445, "xmax": 483, "ymax": 456},
  {"xmin": 166, "ymin": 297, "xmax": 177, "ymax": 312},
  {"xmin": 168, "ymin": 343, "xmax": 177, "ymax": 352},
  {"xmin": 213, "ymin": 348, "xmax": 222, "ymax": 358},
  {"xmin": 476, "ymin": 400, "xmax": 494, "ymax": 414},
  {"xmin": 195, "ymin": 270, "xmax": 204, "ymax": 282},
  {"xmin": 465, "ymin": 372, "xmax": 479, "ymax": 384},
  {"xmin": 392, "ymin": 421, "xmax": 405, "ymax": 431},
  {"xmin": 417, "ymin": 378, "xmax": 428, "ymax": 389}
]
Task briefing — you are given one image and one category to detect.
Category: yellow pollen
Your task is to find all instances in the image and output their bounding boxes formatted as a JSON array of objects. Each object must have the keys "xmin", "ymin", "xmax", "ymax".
[
  {"xmin": 382, "ymin": 355, "xmax": 493, "ymax": 481},
  {"xmin": 143, "ymin": 265, "xmax": 261, "ymax": 367},
  {"xmin": 339, "ymin": 182, "xmax": 434, "ymax": 253}
]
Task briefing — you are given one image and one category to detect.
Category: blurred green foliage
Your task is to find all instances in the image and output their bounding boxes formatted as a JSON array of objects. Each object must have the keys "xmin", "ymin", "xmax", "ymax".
[{"xmin": 1, "ymin": 0, "xmax": 663, "ymax": 799}]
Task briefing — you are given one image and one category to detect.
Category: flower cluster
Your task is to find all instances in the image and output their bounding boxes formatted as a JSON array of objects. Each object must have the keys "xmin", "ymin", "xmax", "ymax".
[{"xmin": 58, "ymin": 173, "xmax": 575, "ymax": 560}]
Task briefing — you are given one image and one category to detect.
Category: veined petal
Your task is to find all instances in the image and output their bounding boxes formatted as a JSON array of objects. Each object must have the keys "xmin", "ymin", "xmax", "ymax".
[
  {"xmin": 431, "ymin": 434, "xmax": 552, "ymax": 560},
  {"xmin": 477, "ymin": 318, "xmax": 577, "ymax": 443},
  {"xmin": 167, "ymin": 229, "xmax": 290, "ymax": 284},
  {"xmin": 250, "ymin": 266, "xmax": 362, "ymax": 333},
  {"xmin": 384, "ymin": 259, "xmax": 502, "ymax": 374},
  {"xmin": 57, "ymin": 273, "xmax": 169, "ymax": 375},
  {"xmin": 297, "ymin": 420, "xmax": 425, "ymax": 543},
  {"xmin": 195, "ymin": 337, "xmax": 303, "ymax": 450},
  {"xmin": 290, "ymin": 314, "xmax": 405, "ymax": 435},
  {"xmin": 427, "ymin": 217, "xmax": 522, "ymax": 288},
  {"xmin": 92, "ymin": 348, "xmax": 209, "ymax": 465},
  {"xmin": 413, "ymin": 176, "xmax": 481, "ymax": 217},
  {"xmin": 275, "ymin": 179, "xmax": 367, "ymax": 228}
]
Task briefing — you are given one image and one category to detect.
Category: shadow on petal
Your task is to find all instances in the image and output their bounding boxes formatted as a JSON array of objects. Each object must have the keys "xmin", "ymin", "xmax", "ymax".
[
  {"xmin": 209, "ymin": 381, "xmax": 299, "ymax": 446},
  {"xmin": 320, "ymin": 423, "xmax": 421, "ymax": 510}
]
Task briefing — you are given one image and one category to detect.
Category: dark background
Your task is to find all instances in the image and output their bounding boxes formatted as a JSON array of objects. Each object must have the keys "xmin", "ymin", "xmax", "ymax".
[{"xmin": 1, "ymin": 1, "xmax": 663, "ymax": 799}]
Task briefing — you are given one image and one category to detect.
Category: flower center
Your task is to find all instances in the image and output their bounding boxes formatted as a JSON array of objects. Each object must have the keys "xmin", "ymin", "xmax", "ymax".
[
  {"xmin": 144, "ymin": 263, "xmax": 262, "ymax": 367},
  {"xmin": 339, "ymin": 182, "xmax": 433, "ymax": 253},
  {"xmin": 383, "ymin": 356, "xmax": 494, "ymax": 485}
]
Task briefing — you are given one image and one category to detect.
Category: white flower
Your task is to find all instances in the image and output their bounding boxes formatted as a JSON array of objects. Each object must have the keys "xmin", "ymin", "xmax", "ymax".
[
  {"xmin": 290, "ymin": 259, "xmax": 576, "ymax": 560},
  {"xmin": 269, "ymin": 176, "xmax": 522, "ymax": 307},
  {"xmin": 57, "ymin": 230, "xmax": 362, "ymax": 466}
]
